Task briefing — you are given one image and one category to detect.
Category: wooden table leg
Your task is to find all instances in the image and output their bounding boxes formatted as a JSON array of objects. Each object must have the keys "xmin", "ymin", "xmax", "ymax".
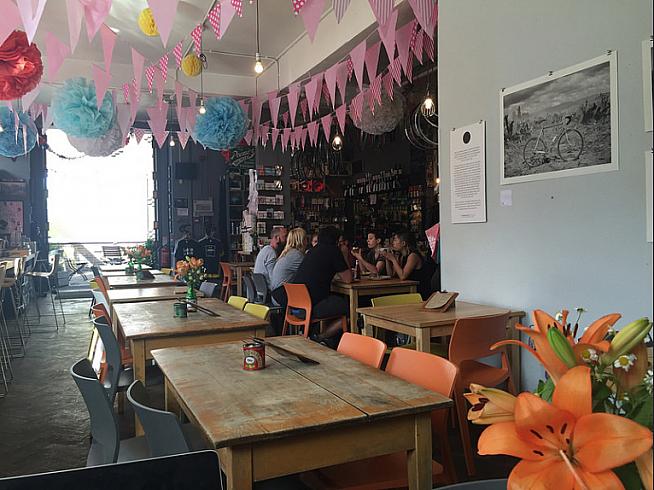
[
  {"xmin": 236, "ymin": 268, "xmax": 243, "ymax": 297},
  {"xmin": 415, "ymin": 327, "xmax": 430, "ymax": 353},
  {"xmin": 407, "ymin": 412, "xmax": 432, "ymax": 489},
  {"xmin": 362, "ymin": 315, "xmax": 373, "ymax": 338},
  {"xmin": 224, "ymin": 445, "xmax": 253, "ymax": 490},
  {"xmin": 349, "ymin": 290, "xmax": 359, "ymax": 334},
  {"xmin": 131, "ymin": 339, "xmax": 146, "ymax": 436},
  {"xmin": 507, "ymin": 316, "xmax": 521, "ymax": 393},
  {"xmin": 164, "ymin": 379, "xmax": 182, "ymax": 419}
]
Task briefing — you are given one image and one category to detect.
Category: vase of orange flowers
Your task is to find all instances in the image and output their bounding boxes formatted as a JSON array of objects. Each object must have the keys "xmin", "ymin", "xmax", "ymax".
[
  {"xmin": 126, "ymin": 245, "xmax": 152, "ymax": 279},
  {"xmin": 175, "ymin": 256, "xmax": 206, "ymax": 304},
  {"xmin": 466, "ymin": 308, "xmax": 653, "ymax": 489}
]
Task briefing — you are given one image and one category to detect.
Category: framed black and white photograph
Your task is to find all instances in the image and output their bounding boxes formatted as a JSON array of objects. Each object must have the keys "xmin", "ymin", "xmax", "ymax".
[
  {"xmin": 500, "ymin": 51, "xmax": 618, "ymax": 185},
  {"xmin": 643, "ymin": 38, "xmax": 653, "ymax": 133}
]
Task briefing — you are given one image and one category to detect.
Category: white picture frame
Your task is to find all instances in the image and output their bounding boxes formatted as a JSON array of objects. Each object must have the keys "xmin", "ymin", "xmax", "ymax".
[
  {"xmin": 500, "ymin": 51, "xmax": 619, "ymax": 185},
  {"xmin": 643, "ymin": 39, "xmax": 653, "ymax": 133}
]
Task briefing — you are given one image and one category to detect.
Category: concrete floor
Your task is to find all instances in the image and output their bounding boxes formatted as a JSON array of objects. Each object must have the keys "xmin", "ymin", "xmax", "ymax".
[{"xmin": 0, "ymin": 296, "xmax": 514, "ymax": 487}]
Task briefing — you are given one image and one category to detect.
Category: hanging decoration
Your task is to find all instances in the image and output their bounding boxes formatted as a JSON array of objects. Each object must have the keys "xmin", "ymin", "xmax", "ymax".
[
  {"xmin": 181, "ymin": 53, "xmax": 202, "ymax": 77},
  {"xmin": 52, "ymin": 77, "xmax": 114, "ymax": 138},
  {"xmin": 0, "ymin": 30, "xmax": 43, "ymax": 101},
  {"xmin": 352, "ymin": 90, "xmax": 404, "ymax": 135},
  {"xmin": 138, "ymin": 8, "xmax": 159, "ymax": 37},
  {"xmin": 67, "ymin": 118, "xmax": 125, "ymax": 156},
  {"xmin": 193, "ymin": 96, "xmax": 248, "ymax": 151},
  {"xmin": 0, "ymin": 107, "xmax": 37, "ymax": 158}
]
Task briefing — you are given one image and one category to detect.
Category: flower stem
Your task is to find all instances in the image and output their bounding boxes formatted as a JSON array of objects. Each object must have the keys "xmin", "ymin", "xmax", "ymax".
[{"xmin": 559, "ymin": 449, "xmax": 588, "ymax": 490}]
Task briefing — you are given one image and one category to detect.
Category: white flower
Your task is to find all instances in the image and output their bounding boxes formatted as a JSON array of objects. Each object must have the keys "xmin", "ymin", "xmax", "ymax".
[
  {"xmin": 644, "ymin": 369, "xmax": 653, "ymax": 395},
  {"xmin": 555, "ymin": 311, "xmax": 564, "ymax": 322},
  {"xmin": 580, "ymin": 348, "xmax": 598, "ymax": 364},
  {"xmin": 614, "ymin": 354, "xmax": 637, "ymax": 372}
]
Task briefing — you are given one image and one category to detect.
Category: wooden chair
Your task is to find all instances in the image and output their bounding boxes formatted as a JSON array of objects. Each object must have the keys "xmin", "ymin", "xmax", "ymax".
[
  {"xmin": 336, "ymin": 332, "xmax": 387, "ymax": 369},
  {"xmin": 448, "ymin": 313, "xmax": 512, "ymax": 477},
  {"xmin": 244, "ymin": 303, "xmax": 270, "ymax": 320},
  {"xmin": 218, "ymin": 262, "xmax": 232, "ymax": 301},
  {"xmin": 370, "ymin": 293, "xmax": 423, "ymax": 307},
  {"xmin": 227, "ymin": 295, "xmax": 248, "ymax": 311},
  {"xmin": 301, "ymin": 347, "xmax": 459, "ymax": 488},
  {"xmin": 281, "ymin": 283, "xmax": 347, "ymax": 337}
]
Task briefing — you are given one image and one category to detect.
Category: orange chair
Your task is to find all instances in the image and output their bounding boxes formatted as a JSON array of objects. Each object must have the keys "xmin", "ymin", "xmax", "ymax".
[
  {"xmin": 281, "ymin": 283, "xmax": 347, "ymax": 337},
  {"xmin": 301, "ymin": 347, "xmax": 459, "ymax": 488},
  {"xmin": 448, "ymin": 313, "xmax": 512, "ymax": 477},
  {"xmin": 337, "ymin": 332, "xmax": 387, "ymax": 369},
  {"xmin": 219, "ymin": 262, "xmax": 233, "ymax": 301}
]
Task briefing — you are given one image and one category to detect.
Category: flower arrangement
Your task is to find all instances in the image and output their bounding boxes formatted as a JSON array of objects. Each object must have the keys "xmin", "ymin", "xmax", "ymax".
[
  {"xmin": 0, "ymin": 30, "xmax": 43, "ymax": 101},
  {"xmin": 466, "ymin": 309, "xmax": 653, "ymax": 489},
  {"xmin": 126, "ymin": 244, "xmax": 152, "ymax": 274},
  {"xmin": 175, "ymin": 256, "xmax": 206, "ymax": 301}
]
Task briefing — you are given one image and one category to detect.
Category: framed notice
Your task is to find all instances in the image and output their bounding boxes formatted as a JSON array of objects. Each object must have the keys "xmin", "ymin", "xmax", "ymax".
[{"xmin": 450, "ymin": 121, "xmax": 487, "ymax": 224}]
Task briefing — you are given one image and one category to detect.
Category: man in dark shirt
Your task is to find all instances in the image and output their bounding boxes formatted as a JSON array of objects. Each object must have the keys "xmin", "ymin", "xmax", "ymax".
[
  {"xmin": 198, "ymin": 225, "xmax": 222, "ymax": 276},
  {"xmin": 173, "ymin": 226, "xmax": 200, "ymax": 262},
  {"xmin": 292, "ymin": 226, "xmax": 352, "ymax": 341}
]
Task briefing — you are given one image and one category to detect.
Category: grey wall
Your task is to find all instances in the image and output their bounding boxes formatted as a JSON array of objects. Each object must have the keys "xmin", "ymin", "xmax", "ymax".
[{"xmin": 438, "ymin": 0, "xmax": 653, "ymax": 389}]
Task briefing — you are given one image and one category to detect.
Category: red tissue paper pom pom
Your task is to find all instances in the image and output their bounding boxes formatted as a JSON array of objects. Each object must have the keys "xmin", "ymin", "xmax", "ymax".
[{"xmin": 0, "ymin": 30, "xmax": 43, "ymax": 101}]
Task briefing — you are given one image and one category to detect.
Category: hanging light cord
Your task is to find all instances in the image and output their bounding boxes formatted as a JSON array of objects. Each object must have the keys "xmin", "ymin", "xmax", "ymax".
[{"xmin": 256, "ymin": 0, "xmax": 260, "ymax": 55}]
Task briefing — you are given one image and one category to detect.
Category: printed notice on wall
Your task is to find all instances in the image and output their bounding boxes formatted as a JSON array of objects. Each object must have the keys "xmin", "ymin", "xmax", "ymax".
[{"xmin": 450, "ymin": 121, "xmax": 487, "ymax": 223}]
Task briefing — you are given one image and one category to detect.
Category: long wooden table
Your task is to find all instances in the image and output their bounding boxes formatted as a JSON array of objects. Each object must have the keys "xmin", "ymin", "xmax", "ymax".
[
  {"xmin": 228, "ymin": 261, "xmax": 254, "ymax": 296},
  {"xmin": 105, "ymin": 274, "xmax": 183, "ymax": 289},
  {"xmin": 106, "ymin": 286, "xmax": 201, "ymax": 305},
  {"xmin": 358, "ymin": 301, "xmax": 525, "ymax": 390},
  {"xmin": 331, "ymin": 278, "xmax": 419, "ymax": 333},
  {"xmin": 101, "ymin": 269, "xmax": 164, "ymax": 277},
  {"xmin": 113, "ymin": 298, "xmax": 268, "ymax": 434},
  {"xmin": 99, "ymin": 263, "xmax": 152, "ymax": 272},
  {"xmin": 153, "ymin": 336, "xmax": 451, "ymax": 490}
]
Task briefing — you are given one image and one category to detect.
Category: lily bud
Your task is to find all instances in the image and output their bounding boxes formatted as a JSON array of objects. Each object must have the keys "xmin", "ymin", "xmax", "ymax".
[
  {"xmin": 464, "ymin": 384, "xmax": 516, "ymax": 425},
  {"xmin": 602, "ymin": 318, "xmax": 652, "ymax": 365},
  {"xmin": 547, "ymin": 327, "xmax": 577, "ymax": 368}
]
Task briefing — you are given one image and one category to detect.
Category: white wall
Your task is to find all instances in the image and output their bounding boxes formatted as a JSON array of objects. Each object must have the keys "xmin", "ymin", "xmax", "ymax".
[{"xmin": 438, "ymin": 0, "xmax": 653, "ymax": 390}]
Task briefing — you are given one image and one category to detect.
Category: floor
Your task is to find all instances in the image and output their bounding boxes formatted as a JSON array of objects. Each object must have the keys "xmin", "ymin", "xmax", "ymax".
[{"xmin": 0, "ymin": 296, "xmax": 515, "ymax": 487}]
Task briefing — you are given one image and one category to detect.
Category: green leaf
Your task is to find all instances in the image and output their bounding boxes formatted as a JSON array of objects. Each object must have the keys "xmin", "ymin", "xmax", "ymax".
[
  {"xmin": 535, "ymin": 378, "xmax": 555, "ymax": 402},
  {"xmin": 631, "ymin": 395, "xmax": 653, "ymax": 430},
  {"xmin": 614, "ymin": 463, "xmax": 644, "ymax": 490}
]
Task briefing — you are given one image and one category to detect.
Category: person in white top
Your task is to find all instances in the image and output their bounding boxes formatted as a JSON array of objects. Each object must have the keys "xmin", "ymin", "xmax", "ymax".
[{"xmin": 253, "ymin": 226, "xmax": 288, "ymax": 289}]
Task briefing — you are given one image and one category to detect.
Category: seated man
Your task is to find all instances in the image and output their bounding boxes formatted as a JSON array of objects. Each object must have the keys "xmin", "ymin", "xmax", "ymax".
[
  {"xmin": 292, "ymin": 226, "xmax": 352, "ymax": 343},
  {"xmin": 253, "ymin": 226, "xmax": 287, "ymax": 290}
]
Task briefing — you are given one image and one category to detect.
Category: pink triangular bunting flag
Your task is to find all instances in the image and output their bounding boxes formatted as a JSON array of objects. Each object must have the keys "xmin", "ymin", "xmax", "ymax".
[
  {"xmin": 208, "ymin": 3, "xmax": 221, "ymax": 39},
  {"xmin": 367, "ymin": 0, "xmax": 393, "ymax": 27},
  {"xmin": 332, "ymin": 0, "xmax": 351, "ymax": 23},
  {"xmin": 396, "ymin": 20, "xmax": 415, "ymax": 73},
  {"xmin": 45, "ymin": 32, "xmax": 70, "ymax": 81},
  {"xmin": 349, "ymin": 40, "xmax": 366, "ymax": 91},
  {"xmin": 16, "ymin": 0, "xmax": 47, "ymax": 45},
  {"xmin": 177, "ymin": 131, "xmax": 191, "ymax": 149},
  {"xmin": 116, "ymin": 103, "xmax": 131, "ymax": 137},
  {"xmin": 382, "ymin": 72, "xmax": 394, "ymax": 99},
  {"xmin": 320, "ymin": 113, "xmax": 331, "ymax": 142},
  {"xmin": 269, "ymin": 97, "xmax": 281, "ymax": 128},
  {"xmin": 92, "ymin": 65, "xmax": 111, "ymax": 110},
  {"xmin": 231, "ymin": 0, "xmax": 243, "ymax": 17},
  {"xmin": 150, "ymin": 127, "xmax": 169, "ymax": 148},
  {"xmin": 307, "ymin": 121, "xmax": 319, "ymax": 146},
  {"xmin": 244, "ymin": 129, "xmax": 253, "ymax": 145},
  {"xmin": 300, "ymin": 0, "xmax": 325, "ymax": 43},
  {"xmin": 131, "ymin": 49, "xmax": 145, "ymax": 93},
  {"xmin": 173, "ymin": 41, "xmax": 183, "ymax": 67},
  {"xmin": 147, "ymin": 0, "xmax": 180, "ymax": 47},
  {"xmin": 378, "ymin": 8, "xmax": 397, "ymax": 61},
  {"xmin": 0, "ymin": 0, "xmax": 21, "ymax": 46},
  {"xmin": 336, "ymin": 62, "xmax": 348, "ymax": 105},
  {"xmin": 159, "ymin": 53, "xmax": 169, "ymax": 83},
  {"xmin": 282, "ymin": 128, "xmax": 291, "ymax": 150},
  {"xmin": 287, "ymin": 84, "xmax": 300, "ymax": 127},
  {"xmin": 100, "ymin": 24, "xmax": 116, "ymax": 72},
  {"xmin": 413, "ymin": 29, "xmax": 424, "ymax": 65},
  {"xmin": 364, "ymin": 41, "xmax": 381, "ymax": 84},
  {"xmin": 271, "ymin": 127, "xmax": 279, "ymax": 149},
  {"xmin": 407, "ymin": 0, "xmax": 434, "ymax": 38},
  {"xmin": 220, "ymin": 0, "xmax": 237, "ymax": 39},
  {"xmin": 133, "ymin": 128, "xmax": 146, "ymax": 144},
  {"xmin": 83, "ymin": 0, "xmax": 111, "ymax": 42},
  {"xmin": 335, "ymin": 104, "xmax": 346, "ymax": 134},
  {"xmin": 324, "ymin": 64, "xmax": 338, "ymax": 109},
  {"xmin": 190, "ymin": 24, "xmax": 203, "ymax": 56}
]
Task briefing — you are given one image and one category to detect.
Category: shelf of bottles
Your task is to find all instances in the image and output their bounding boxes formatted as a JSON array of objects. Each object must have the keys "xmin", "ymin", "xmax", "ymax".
[
  {"xmin": 256, "ymin": 164, "xmax": 285, "ymax": 242},
  {"xmin": 343, "ymin": 168, "xmax": 404, "ymax": 196}
]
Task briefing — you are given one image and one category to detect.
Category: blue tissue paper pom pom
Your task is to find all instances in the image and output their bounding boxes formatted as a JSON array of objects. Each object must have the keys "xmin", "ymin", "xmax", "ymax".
[
  {"xmin": 52, "ymin": 77, "xmax": 114, "ymax": 138},
  {"xmin": 0, "ymin": 107, "xmax": 37, "ymax": 158},
  {"xmin": 193, "ymin": 97, "xmax": 248, "ymax": 150}
]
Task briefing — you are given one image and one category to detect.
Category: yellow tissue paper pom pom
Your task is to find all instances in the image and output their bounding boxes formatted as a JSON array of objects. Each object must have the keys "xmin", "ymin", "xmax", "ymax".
[
  {"xmin": 138, "ymin": 8, "xmax": 159, "ymax": 37},
  {"xmin": 182, "ymin": 54, "xmax": 202, "ymax": 77}
]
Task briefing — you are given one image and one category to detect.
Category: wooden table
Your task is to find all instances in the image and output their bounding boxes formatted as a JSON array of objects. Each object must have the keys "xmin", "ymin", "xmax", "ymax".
[
  {"xmin": 101, "ymin": 269, "xmax": 164, "ymax": 277},
  {"xmin": 358, "ymin": 301, "xmax": 525, "ymax": 390},
  {"xmin": 99, "ymin": 263, "xmax": 152, "ymax": 272},
  {"xmin": 105, "ymin": 274, "xmax": 183, "ymax": 289},
  {"xmin": 114, "ymin": 298, "xmax": 268, "ymax": 434},
  {"xmin": 106, "ymin": 286, "xmax": 203, "ymax": 305},
  {"xmin": 228, "ymin": 262, "xmax": 254, "ymax": 296},
  {"xmin": 153, "ymin": 336, "xmax": 451, "ymax": 490},
  {"xmin": 331, "ymin": 278, "xmax": 419, "ymax": 333}
]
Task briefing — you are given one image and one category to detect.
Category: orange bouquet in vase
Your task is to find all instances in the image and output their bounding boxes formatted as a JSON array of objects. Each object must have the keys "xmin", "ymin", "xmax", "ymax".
[
  {"xmin": 175, "ymin": 256, "xmax": 206, "ymax": 302},
  {"xmin": 465, "ymin": 308, "xmax": 653, "ymax": 489},
  {"xmin": 126, "ymin": 244, "xmax": 152, "ymax": 278}
]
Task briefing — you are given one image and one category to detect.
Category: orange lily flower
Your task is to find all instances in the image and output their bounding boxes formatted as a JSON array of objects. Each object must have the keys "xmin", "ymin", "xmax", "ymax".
[
  {"xmin": 464, "ymin": 384, "xmax": 516, "ymax": 425},
  {"xmin": 635, "ymin": 449, "xmax": 653, "ymax": 490},
  {"xmin": 478, "ymin": 366, "xmax": 652, "ymax": 489}
]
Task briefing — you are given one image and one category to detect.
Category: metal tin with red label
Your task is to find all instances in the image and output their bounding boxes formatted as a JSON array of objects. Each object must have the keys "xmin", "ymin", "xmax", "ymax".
[{"xmin": 243, "ymin": 341, "xmax": 265, "ymax": 370}]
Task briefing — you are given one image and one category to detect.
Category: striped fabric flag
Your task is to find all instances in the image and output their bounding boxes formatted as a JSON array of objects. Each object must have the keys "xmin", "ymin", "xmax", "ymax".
[
  {"xmin": 208, "ymin": 3, "xmax": 221, "ymax": 39},
  {"xmin": 409, "ymin": 23, "xmax": 419, "ymax": 51},
  {"xmin": 131, "ymin": 78, "xmax": 140, "ymax": 102},
  {"xmin": 367, "ymin": 0, "xmax": 393, "ymax": 27},
  {"xmin": 191, "ymin": 24, "xmax": 203, "ymax": 56},
  {"xmin": 407, "ymin": 0, "xmax": 434, "ymax": 36},
  {"xmin": 145, "ymin": 65, "xmax": 155, "ymax": 93},
  {"xmin": 382, "ymin": 72, "xmax": 394, "ymax": 99},
  {"xmin": 371, "ymin": 74, "xmax": 383, "ymax": 106},
  {"xmin": 389, "ymin": 57, "xmax": 402, "ymax": 85},
  {"xmin": 405, "ymin": 56, "xmax": 413, "ymax": 82},
  {"xmin": 122, "ymin": 83, "xmax": 130, "ymax": 103},
  {"xmin": 282, "ymin": 111, "xmax": 289, "ymax": 127},
  {"xmin": 231, "ymin": 0, "xmax": 243, "ymax": 17},
  {"xmin": 350, "ymin": 92, "xmax": 363, "ymax": 122},
  {"xmin": 159, "ymin": 53, "xmax": 169, "ymax": 83},
  {"xmin": 300, "ymin": 98, "xmax": 309, "ymax": 121},
  {"xmin": 346, "ymin": 58, "xmax": 354, "ymax": 80},
  {"xmin": 424, "ymin": 33, "xmax": 434, "ymax": 61},
  {"xmin": 173, "ymin": 41, "xmax": 183, "ymax": 67},
  {"xmin": 366, "ymin": 89, "xmax": 375, "ymax": 114},
  {"xmin": 332, "ymin": 0, "xmax": 351, "ymax": 23}
]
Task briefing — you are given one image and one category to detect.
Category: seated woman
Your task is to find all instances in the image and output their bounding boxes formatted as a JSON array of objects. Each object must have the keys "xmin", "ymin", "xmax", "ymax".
[
  {"xmin": 270, "ymin": 228, "xmax": 307, "ymax": 306},
  {"xmin": 352, "ymin": 230, "xmax": 386, "ymax": 276},
  {"xmin": 381, "ymin": 231, "xmax": 435, "ymax": 299}
]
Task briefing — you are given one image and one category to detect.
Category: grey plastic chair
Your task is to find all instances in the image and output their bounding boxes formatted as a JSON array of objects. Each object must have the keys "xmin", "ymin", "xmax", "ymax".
[
  {"xmin": 199, "ymin": 281, "xmax": 219, "ymax": 298},
  {"xmin": 437, "ymin": 479, "xmax": 508, "ymax": 489},
  {"xmin": 127, "ymin": 380, "xmax": 210, "ymax": 457},
  {"xmin": 252, "ymin": 273, "xmax": 270, "ymax": 304},
  {"xmin": 242, "ymin": 274, "xmax": 257, "ymax": 303},
  {"xmin": 70, "ymin": 358, "xmax": 149, "ymax": 466},
  {"xmin": 92, "ymin": 317, "xmax": 132, "ymax": 403}
]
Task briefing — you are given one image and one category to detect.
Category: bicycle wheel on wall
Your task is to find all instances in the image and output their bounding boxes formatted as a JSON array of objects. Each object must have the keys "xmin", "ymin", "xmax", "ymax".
[
  {"xmin": 557, "ymin": 129, "xmax": 584, "ymax": 162},
  {"xmin": 523, "ymin": 138, "xmax": 547, "ymax": 168}
]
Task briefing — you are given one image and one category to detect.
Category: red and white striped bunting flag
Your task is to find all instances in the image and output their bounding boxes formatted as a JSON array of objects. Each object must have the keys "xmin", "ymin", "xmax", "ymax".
[
  {"xmin": 231, "ymin": 0, "xmax": 243, "ymax": 17},
  {"xmin": 173, "ymin": 41, "xmax": 183, "ymax": 67},
  {"xmin": 350, "ymin": 92, "xmax": 363, "ymax": 122},
  {"xmin": 332, "ymin": 0, "xmax": 351, "ymax": 23},
  {"xmin": 367, "ymin": 0, "xmax": 393, "ymax": 27},
  {"xmin": 159, "ymin": 53, "xmax": 169, "ymax": 83},
  {"xmin": 371, "ymin": 74, "xmax": 383, "ymax": 106},
  {"xmin": 191, "ymin": 25, "xmax": 203, "ymax": 56},
  {"xmin": 208, "ymin": 3, "xmax": 221, "ymax": 39},
  {"xmin": 300, "ymin": 98, "xmax": 309, "ymax": 121},
  {"xmin": 389, "ymin": 57, "xmax": 402, "ymax": 85},
  {"xmin": 413, "ymin": 29, "xmax": 424, "ymax": 64},
  {"xmin": 424, "ymin": 33, "xmax": 434, "ymax": 61},
  {"xmin": 134, "ymin": 128, "xmax": 147, "ymax": 144},
  {"xmin": 145, "ymin": 65, "xmax": 155, "ymax": 93},
  {"xmin": 382, "ymin": 72, "xmax": 394, "ymax": 99},
  {"xmin": 122, "ymin": 83, "xmax": 130, "ymax": 103}
]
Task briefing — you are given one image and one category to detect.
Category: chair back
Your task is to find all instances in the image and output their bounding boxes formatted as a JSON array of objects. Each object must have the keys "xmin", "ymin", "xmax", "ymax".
[
  {"xmin": 251, "ymin": 273, "xmax": 270, "ymax": 304},
  {"xmin": 91, "ymin": 265, "xmax": 100, "ymax": 278},
  {"xmin": 243, "ymin": 274, "xmax": 257, "ymax": 302},
  {"xmin": 227, "ymin": 295, "xmax": 248, "ymax": 310},
  {"xmin": 70, "ymin": 358, "xmax": 119, "ymax": 465},
  {"xmin": 282, "ymin": 283, "xmax": 313, "ymax": 337},
  {"xmin": 448, "ymin": 313, "xmax": 511, "ymax": 365},
  {"xmin": 371, "ymin": 293, "xmax": 423, "ymax": 307},
  {"xmin": 126, "ymin": 380, "xmax": 190, "ymax": 457},
  {"xmin": 0, "ymin": 264, "xmax": 5, "ymax": 284},
  {"xmin": 91, "ymin": 302, "xmax": 110, "ymax": 320},
  {"xmin": 219, "ymin": 262, "xmax": 232, "ymax": 283},
  {"xmin": 244, "ymin": 303, "xmax": 270, "ymax": 320},
  {"xmin": 49, "ymin": 253, "xmax": 60, "ymax": 275},
  {"xmin": 102, "ymin": 246, "xmax": 123, "ymax": 262},
  {"xmin": 92, "ymin": 316, "xmax": 122, "ymax": 402},
  {"xmin": 198, "ymin": 281, "xmax": 218, "ymax": 298},
  {"xmin": 337, "ymin": 333, "xmax": 387, "ymax": 369}
]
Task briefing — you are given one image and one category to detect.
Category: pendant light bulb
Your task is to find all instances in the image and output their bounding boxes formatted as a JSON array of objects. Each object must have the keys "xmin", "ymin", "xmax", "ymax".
[
  {"xmin": 331, "ymin": 134, "xmax": 343, "ymax": 151},
  {"xmin": 254, "ymin": 53, "xmax": 264, "ymax": 74},
  {"xmin": 0, "ymin": 124, "xmax": 4, "ymax": 133},
  {"xmin": 169, "ymin": 137, "xmax": 175, "ymax": 147},
  {"xmin": 421, "ymin": 94, "xmax": 435, "ymax": 117},
  {"xmin": 198, "ymin": 98, "xmax": 206, "ymax": 115}
]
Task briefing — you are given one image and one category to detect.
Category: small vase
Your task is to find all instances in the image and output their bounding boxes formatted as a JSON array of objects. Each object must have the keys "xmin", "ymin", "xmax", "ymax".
[
  {"xmin": 186, "ymin": 286, "xmax": 197, "ymax": 311},
  {"xmin": 125, "ymin": 261, "xmax": 135, "ymax": 275}
]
